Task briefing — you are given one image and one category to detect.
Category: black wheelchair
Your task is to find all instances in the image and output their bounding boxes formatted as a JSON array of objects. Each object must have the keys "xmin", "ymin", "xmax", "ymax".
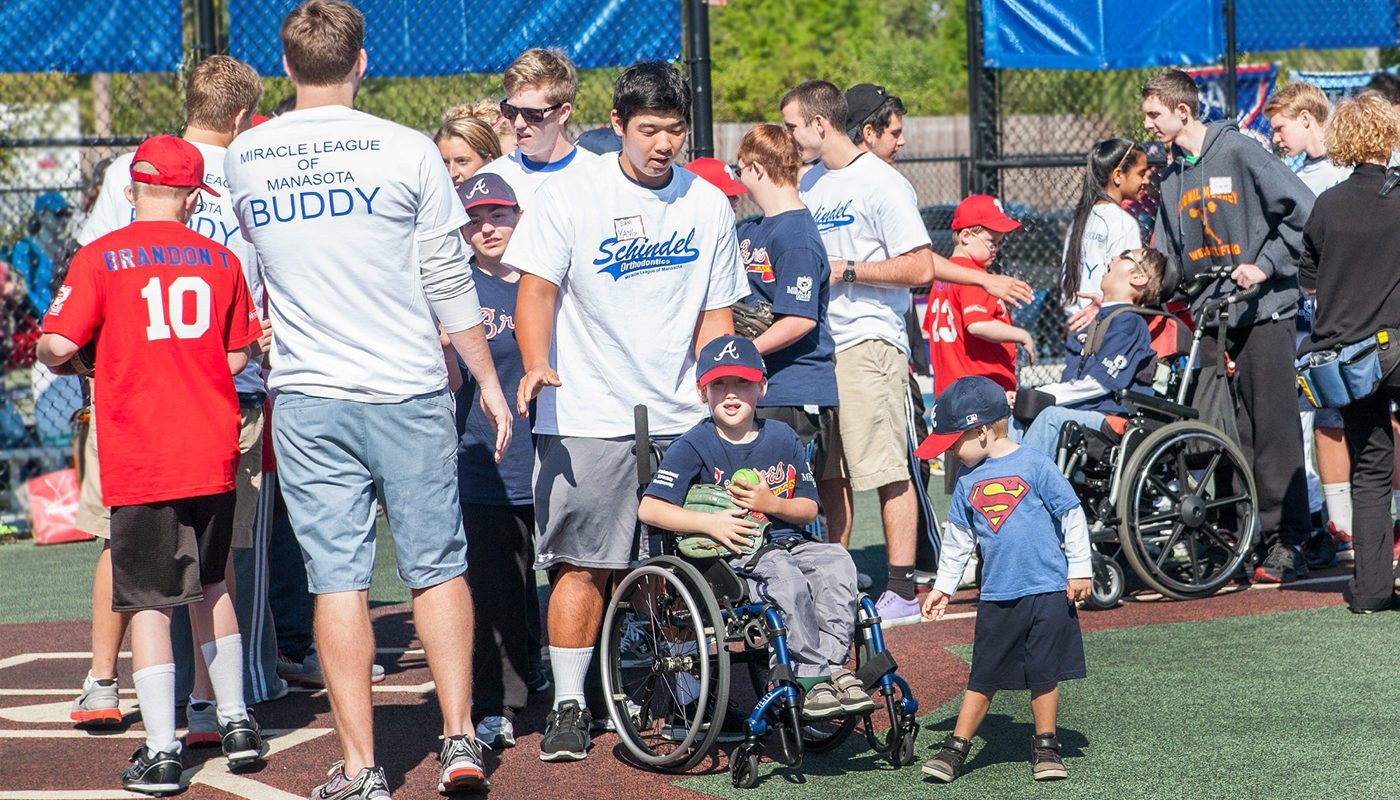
[
  {"xmin": 1018, "ymin": 270, "xmax": 1261, "ymax": 606},
  {"xmin": 599, "ymin": 408, "xmax": 920, "ymax": 788}
]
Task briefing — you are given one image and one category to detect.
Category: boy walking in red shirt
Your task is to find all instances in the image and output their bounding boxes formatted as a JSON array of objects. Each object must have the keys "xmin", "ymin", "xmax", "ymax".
[
  {"xmin": 925, "ymin": 195, "xmax": 1033, "ymax": 396},
  {"xmin": 38, "ymin": 136, "xmax": 265, "ymax": 796}
]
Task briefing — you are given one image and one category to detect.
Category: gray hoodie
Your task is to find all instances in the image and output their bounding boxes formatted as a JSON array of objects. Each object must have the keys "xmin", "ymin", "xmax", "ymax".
[{"xmin": 1153, "ymin": 121, "xmax": 1314, "ymax": 328}]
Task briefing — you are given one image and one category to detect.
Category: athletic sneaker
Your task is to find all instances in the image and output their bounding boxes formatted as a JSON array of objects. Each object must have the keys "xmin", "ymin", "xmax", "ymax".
[
  {"xmin": 830, "ymin": 667, "xmax": 877, "ymax": 715},
  {"xmin": 874, "ymin": 590, "xmax": 922, "ymax": 625},
  {"xmin": 913, "ymin": 569, "xmax": 936, "ymax": 589},
  {"xmin": 476, "ymin": 715, "xmax": 516, "ymax": 748},
  {"xmin": 801, "ymin": 681, "xmax": 843, "ymax": 720},
  {"xmin": 290, "ymin": 649, "xmax": 387, "ymax": 688},
  {"xmin": 1304, "ymin": 530, "xmax": 1338, "ymax": 570},
  {"xmin": 437, "ymin": 734, "xmax": 488, "ymax": 791},
  {"xmin": 660, "ymin": 700, "xmax": 748, "ymax": 743},
  {"xmin": 71, "ymin": 674, "xmax": 122, "ymax": 726},
  {"xmin": 310, "ymin": 762, "xmax": 392, "ymax": 800},
  {"xmin": 1253, "ymin": 543, "xmax": 1308, "ymax": 583},
  {"xmin": 1031, "ymin": 732, "xmax": 1068, "ymax": 780},
  {"xmin": 922, "ymin": 733, "xmax": 971, "ymax": 782},
  {"xmin": 1326, "ymin": 521, "xmax": 1355, "ymax": 562},
  {"xmin": 856, "ymin": 572, "xmax": 873, "ymax": 591},
  {"xmin": 121, "ymin": 745, "xmax": 185, "ymax": 796},
  {"xmin": 219, "ymin": 710, "xmax": 265, "ymax": 769},
  {"xmin": 618, "ymin": 617, "xmax": 656, "ymax": 667},
  {"xmin": 591, "ymin": 697, "xmax": 640, "ymax": 734},
  {"xmin": 184, "ymin": 699, "xmax": 220, "ymax": 748},
  {"xmin": 539, "ymin": 700, "xmax": 591, "ymax": 762}
]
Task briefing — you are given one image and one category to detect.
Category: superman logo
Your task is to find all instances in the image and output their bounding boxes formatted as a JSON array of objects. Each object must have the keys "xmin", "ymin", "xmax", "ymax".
[{"xmin": 969, "ymin": 477, "xmax": 1029, "ymax": 533}]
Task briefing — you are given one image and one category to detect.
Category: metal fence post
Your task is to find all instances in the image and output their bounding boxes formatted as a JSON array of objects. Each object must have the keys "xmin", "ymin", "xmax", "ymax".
[
  {"xmin": 195, "ymin": 0, "xmax": 219, "ymax": 60},
  {"xmin": 684, "ymin": 0, "xmax": 715, "ymax": 159},
  {"xmin": 966, "ymin": 0, "xmax": 999, "ymax": 196},
  {"xmin": 1223, "ymin": 0, "xmax": 1238, "ymax": 118}
]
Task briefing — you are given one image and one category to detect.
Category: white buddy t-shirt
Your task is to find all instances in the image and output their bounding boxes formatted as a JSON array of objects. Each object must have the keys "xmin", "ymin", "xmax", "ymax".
[
  {"xmin": 79, "ymin": 141, "xmax": 266, "ymax": 395},
  {"xmin": 503, "ymin": 156, "xmax": 747, "ymax": 438},
  {"xmin": 477, "ymin": 146, "xmax": 598, "ymax": 211},
  {"xmin": 1060, "ymin": 203, "xmax": 1143, "ymax": 318},
  {"xmin": 799, "ymin": 154, "xmax": 932, "ymax": 354},
  {"xmin": 1296, "ymin": 154, "xmax": 1350, "ymax": 197},
  {"xmin": 224, "ymin": 106, "xmax": 468, "ymax": 401}
]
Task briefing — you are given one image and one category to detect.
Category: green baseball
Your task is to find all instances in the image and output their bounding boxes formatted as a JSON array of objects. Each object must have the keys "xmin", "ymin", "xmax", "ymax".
[{"xmin": 731, "ymin": 468, "xmax": 762, "ymax": 488}]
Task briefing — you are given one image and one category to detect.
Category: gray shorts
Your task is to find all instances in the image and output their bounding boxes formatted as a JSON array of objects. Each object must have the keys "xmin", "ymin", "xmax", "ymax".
[{"xmin": 534, "ymin": 435, "xmax": 654, "ymax": 571}]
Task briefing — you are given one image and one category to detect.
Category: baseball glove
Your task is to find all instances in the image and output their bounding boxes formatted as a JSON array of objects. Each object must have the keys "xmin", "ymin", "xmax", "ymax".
[
  {"xmin": 49, "ymin": 341, "xmax": 95, "ymax": 377},
  {"xmin": 675, "ymin": 483, "xmax": 768, "ymax": 559},
  {"xmin": 731, "ymin": 298, "xmax": 774, "ymax": 340}
]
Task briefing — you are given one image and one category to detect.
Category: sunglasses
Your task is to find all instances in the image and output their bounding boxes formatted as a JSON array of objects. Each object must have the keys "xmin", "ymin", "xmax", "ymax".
[
  {"xmin": 499, "ymin": 99, "xmax": 563, "ymax": 126},
  {"xmin": 1116, "ymin": 249, "xmax": 1148, "ymax": 273}
]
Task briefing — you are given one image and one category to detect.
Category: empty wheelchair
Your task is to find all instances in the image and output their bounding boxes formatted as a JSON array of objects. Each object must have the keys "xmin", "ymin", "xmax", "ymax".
[
  {"xmin": 1021, "ymin": 272, "xmax": 1260, "ymax": 606},
  {"xmin": 599, "ymin": 409, "xmax": 920, "ymax": 788}
]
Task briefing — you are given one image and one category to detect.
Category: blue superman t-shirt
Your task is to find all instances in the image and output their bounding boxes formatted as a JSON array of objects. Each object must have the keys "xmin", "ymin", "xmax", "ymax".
[
  {"xmin": 737, "ymin": 210, "xmax": 838, "ymax": 408},
  {"xmin": 948, "ymin": 446, "xmax": 1082, "ymax": 601},
  {"xmin": 1060, "ymin": 304, "xmax": 1155, "ymax": 415},
  {"xmin": 645, "ymin": 418, "xmax": 819, "ymax": 542}
]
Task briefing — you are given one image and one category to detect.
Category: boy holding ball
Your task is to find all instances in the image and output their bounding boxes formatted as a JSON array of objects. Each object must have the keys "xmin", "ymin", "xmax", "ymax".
[{"xmin": 639, "ymin": 335, "xmax": 875, "ymax": 719}]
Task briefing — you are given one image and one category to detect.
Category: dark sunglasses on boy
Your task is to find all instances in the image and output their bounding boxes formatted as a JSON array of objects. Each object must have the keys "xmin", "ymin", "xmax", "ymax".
[{"xmin": 499, "ymin": 99, "xmax": 563, "ymax": 126}]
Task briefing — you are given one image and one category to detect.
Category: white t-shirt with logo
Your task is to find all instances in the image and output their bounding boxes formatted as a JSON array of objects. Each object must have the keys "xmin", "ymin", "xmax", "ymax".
[
  {"xmin": 78, "ymin": 141, "xmax": 266, "ymax": 395},
  {"xmin": 477, "ymin": 146, "xmax": 598, "ymax": 211},
  {"xmin": 503, "ymin": 156, "xmax": 747, "ymax": 437},
  {"xmin": 799, "ymin": 154, "xmax": 932, "ymax": 354},
  {"xmin": 1060, "ymin": 202, "xmax": 1143, "ymax": 317},
  {"xmin": 224, "ymin": 105, "xmax": 467, "ymax": 400}
]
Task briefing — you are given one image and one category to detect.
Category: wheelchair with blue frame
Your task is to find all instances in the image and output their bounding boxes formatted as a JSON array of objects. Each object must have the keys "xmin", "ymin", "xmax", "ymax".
[
  {"xmin": 599, "ymin": 407, "xmax": 920, "ymax": 788},
  {"xmin": 1016, "ymin": 266, "xmax": 1261, "ymax": 607}
]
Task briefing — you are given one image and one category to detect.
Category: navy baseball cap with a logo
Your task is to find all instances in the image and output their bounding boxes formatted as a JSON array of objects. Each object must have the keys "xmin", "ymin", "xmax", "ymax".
[
  {"xmin": 915, "ymin": 375, "xmax": 1011, "ymax": 459},
  {"xmin": 457, "ymin": 172, "xmax": 517, "ymax": 211},
  {"xmin": 697, "ymin": 335, "xmax": 766, "ymax": 387}
]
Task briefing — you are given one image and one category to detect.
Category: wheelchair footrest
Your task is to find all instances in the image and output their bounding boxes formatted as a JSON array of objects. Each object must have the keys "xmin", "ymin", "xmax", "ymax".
[{"xmin": 855, "ymin": 650, "xmax": 898, "ymax": 690}]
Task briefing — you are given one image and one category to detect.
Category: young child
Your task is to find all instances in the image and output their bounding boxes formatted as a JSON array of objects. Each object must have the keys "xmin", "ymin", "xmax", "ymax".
[
  {"xmin": 925, "ymin": 195, "xmax": 1033, "ymax": 397},
  {"xmin": 914, "ymin": 376, "xmax": 1092, "ymax": 783},
  {"xmin": 638, "ymin": 335, "xmax": 876, "ymax": 721},
  {"xmin": 1015, "ymin": 248, "xmax": 1166, "ymax": 457},
  {"xmin": 1061, "ymin": 139, "xmax": 1148, "ymax": 318}
]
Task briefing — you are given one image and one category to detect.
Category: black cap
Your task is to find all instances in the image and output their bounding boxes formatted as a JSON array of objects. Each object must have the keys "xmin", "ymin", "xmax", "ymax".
[
  {"xmin": 844, "ymin": 83, "xmax": 892, "ymax": 135},
  {"xmin": 915, "ymin": 376, "xmax": 1011, "ymax": 459}
]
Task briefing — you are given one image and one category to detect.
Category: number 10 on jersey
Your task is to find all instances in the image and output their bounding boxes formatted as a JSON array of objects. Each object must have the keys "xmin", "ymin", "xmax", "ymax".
[{"xmin": 141, "ymin": 276, "xmax": 211, "ymax": 340}]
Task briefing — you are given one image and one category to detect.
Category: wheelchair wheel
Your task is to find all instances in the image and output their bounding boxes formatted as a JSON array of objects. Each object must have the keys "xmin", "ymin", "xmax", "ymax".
[
  {"xmin": 601, "ymin": 558, "xmax": 730, "ymax": 772},
  {"xmin": 1116, "ymin": 421, "xmax": 1257, "ymax": 600},
  {"xmin": 1083, "ymin": 550, "xmax": 1124, "ymax": 610}
]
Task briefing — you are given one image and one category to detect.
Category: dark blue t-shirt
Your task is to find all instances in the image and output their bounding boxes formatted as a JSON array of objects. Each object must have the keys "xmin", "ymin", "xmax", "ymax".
[
  {"xmin": 737, "ymin": 210, "xmax": 838, "ymax": 408},
  {"xmin": 1060, "ymin": 304, "xmax": 1155, "ymax": 415},
  {"xmin": 456, "ymin": 267, "xmax": 533, "ymax": 505},
  {"xmin": 645, "ymin": 418, "xmax": 819, "ymax": 542},
  {"xmin": 948, "ymin": 446, "xmax": 1082, "ymax": 601}
]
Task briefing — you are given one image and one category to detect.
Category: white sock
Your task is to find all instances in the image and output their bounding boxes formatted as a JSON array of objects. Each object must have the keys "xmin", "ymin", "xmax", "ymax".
[
  {"xmin": 132, "ymin": 663, "xmax": 178, "ymax": 754},
  {"xmin": 1322, "ymin": 483, "xmax": 1352, "ymax": 534},
  {"xmin": 548, "ymin": 646, "xmax": 594, "ymax": 709},
  {"xmin": 200, "ymin": 634, "xmax": 247, "ymax": 725}
]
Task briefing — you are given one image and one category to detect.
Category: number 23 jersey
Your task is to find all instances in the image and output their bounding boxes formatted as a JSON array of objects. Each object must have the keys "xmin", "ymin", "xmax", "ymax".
[{"xmin": 44, "ymin": 220, "xmax": 261, "ymax": 506}]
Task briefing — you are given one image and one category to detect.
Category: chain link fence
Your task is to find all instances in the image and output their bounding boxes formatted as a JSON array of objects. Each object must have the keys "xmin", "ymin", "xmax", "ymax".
[{"xmin": 0, "ymin": 0, "xmax": 681, "ymax": 520}]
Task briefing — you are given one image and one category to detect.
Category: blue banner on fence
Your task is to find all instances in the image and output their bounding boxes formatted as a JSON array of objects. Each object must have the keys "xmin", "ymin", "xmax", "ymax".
[
  {"xmin": 1290, "ymin": 69, "xmax": 1396, "ymax": 103},
  {"xmin": 0, "ymin": 0, "xmax": 182, "ymax": 73},
  {"xmin": 1189, "ymin": 63, "xmax": 1278, "ymax": 139},
  {"xmin": 229, "ymin": 0, "xmax": 682, "ymax": 78}
]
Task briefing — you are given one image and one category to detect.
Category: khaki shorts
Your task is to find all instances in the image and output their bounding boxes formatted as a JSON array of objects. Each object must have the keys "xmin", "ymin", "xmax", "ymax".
[
  {"xmin": 829, "ymin": 338, "xmax": 911, "ymax": 492},
  {"xmin": 76, "ymin": 406, "xmax": 264, "ymax": 547}
]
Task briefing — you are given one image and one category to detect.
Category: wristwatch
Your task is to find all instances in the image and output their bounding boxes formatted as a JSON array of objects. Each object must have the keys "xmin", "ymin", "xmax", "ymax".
[{"xmin": 842, "ymin": 260, "xmax": 857, "ymax": 283}]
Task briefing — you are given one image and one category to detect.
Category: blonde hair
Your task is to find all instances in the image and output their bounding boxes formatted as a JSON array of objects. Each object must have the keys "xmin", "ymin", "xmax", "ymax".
[
  {"xmin": 446, "ymin": 99, "xmax": 511, "ymax": 141},
  {"xmin": 988, "ymin": 418, "xmax": 1010, "ymax": 438},
  {"xmin": 1326, "ymin": 94, "xmax": 1400, "ymax": 167},
  {"xmin": 503, "ymin": 48, "xmax": 578, "ymax": 105},
  {"xmin": 186, "ymin": 55, "xmax": 262, "ymax": 131},
  {"xmin": 280, "ymin": 0, "xmax": 363, "ymax": 87},
  {"xmin": 737, "ymin": 124, "xmax": 802, "ymax": 187},
  {"xmin": 1264, "ymin": 81, "xmax": 1331, "ymax": 123},
  {"xmin": 434, "ymin": 114, "xmax": 502, "ymax": 162}
]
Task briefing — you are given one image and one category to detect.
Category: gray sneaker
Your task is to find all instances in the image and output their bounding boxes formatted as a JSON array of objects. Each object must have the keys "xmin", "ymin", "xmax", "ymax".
[
  {"xmin": 830, "ymin": 668, "xmax": 877, "ymax": 715},
  {"xmin": 437, "ymin": 734, "xmax": 488, "ymax": 791},
  {"xmin": 801, "ymin": 681, "xmax": 843, "ymax": 720},
  {"xmin": 71, "ymin": 674, "xmax": 122, "ymax": 727},
  {"xmin": 310, "ymin": 762, "xmax": 392, "ymax": 800},
  {"xmin": 184, "ymin": 699, "xmax": 220, "ymax": 748},
  {"xmin": 1031, "ymin": 732, "xmax": 1068, "ymax": 780}
]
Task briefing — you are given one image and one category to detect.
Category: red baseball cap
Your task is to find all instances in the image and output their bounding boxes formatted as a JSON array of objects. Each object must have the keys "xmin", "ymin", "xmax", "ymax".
[
  {"xmin": 130, "ymin": 135, "xmax": 219, "ymax": 197},
  {"xmin": 685, "ymin": 157, "xmax": 747, "ymax": 197},
  {"xmin": 251, "ymin": 114, "xmax": 271, "ymax": 126},
  {"xmin": 951, "ymin": 194, "xmax": 1020, "ymax": 233}
]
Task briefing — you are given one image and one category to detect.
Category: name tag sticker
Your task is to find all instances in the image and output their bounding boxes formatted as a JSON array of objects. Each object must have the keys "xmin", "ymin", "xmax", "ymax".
[
  {"xmin": 1209, "ymin": 176, "xmax": 1232, "ymax": 195},
  {"xmin": 614, "ymin": 216, "xmax": 645, "ymax": 241}
]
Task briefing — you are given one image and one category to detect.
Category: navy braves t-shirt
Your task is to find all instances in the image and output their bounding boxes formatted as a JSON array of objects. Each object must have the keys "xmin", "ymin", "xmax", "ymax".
[
  {"xmin": 456, "ymin": 266, "xmax": 533, "ymax": 505},
  {"xmin": 1060, "ymin": 304, "xmax": 1155, "ymax": 415},
  {"xmin": 737, "ymin": 210, "xmax": 838, "ymax": 408},
  {"xmin": 948, "ymin": 446, "xmax": 1082, "ymax": 601},
  {"xmin": 645, "ymin": 418, "xmax": 819, "ymax": 542}
]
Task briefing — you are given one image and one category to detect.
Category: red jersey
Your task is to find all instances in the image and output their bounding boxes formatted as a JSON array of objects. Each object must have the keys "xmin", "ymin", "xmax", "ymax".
[
  {"xmin": 43, "ymin": 221, "xmax": 260, "ymax": 506},
  {"xmin": 923, "ymin": 255, "xmax": 1017, "ymax": 395}
]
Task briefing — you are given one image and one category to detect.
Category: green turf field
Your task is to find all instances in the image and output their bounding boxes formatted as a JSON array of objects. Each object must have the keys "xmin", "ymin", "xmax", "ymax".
[{"xmin": 681, "ymin": 605, "xmax": 1400, "ymax": 800}]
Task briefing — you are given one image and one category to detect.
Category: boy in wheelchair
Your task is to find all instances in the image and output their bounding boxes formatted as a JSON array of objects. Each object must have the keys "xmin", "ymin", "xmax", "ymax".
[
  {"xmin": 1012, "ymin": 248, "xmax": 1167, "ymax": 457},
  {"xmin": 638, "ymin": 335, "xmax": 877, "ymax": 721}
]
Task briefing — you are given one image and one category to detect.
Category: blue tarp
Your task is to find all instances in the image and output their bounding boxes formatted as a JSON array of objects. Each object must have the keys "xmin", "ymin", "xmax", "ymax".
[
  {"xmin": 229, "ymin": 0, "xmax": 682, "ymax": 78},
  {"xmin": 0, "ymin": 0, "xmax": 183, "ymax": 73},
  {"xmin": 984, "ymin": 0, "xmax": 1400, "ymax": 70}
]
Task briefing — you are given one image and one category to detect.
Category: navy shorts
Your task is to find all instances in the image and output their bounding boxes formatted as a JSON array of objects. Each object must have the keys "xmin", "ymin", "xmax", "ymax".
[{"xmin": 968, "ymin": 590, "xmax": 1086, "ymax": 692}]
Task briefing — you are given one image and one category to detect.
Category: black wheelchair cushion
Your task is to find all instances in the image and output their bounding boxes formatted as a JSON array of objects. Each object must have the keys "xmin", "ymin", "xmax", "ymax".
[
  {"xmin": 690, "ymin": 556, "xmax": 749, "ymax": 606},
  {"xmin": 1013, "ymin": 387, "xmax": 1057, "ymax": 424}
]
